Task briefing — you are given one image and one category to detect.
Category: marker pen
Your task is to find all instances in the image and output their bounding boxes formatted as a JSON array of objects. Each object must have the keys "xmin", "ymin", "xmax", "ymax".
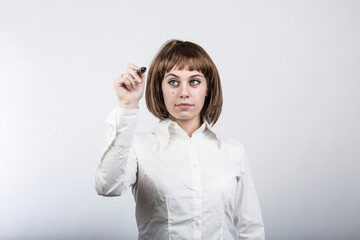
[{"xmin": 136, "ymin": 67, "xmax": 147, "ymax": 75}]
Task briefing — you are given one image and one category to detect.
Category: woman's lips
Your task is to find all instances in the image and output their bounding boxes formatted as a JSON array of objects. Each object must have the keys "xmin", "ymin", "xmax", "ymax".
[{"xmin": 176, "ymin": 103, "xmax": 193, "ymax": 110}]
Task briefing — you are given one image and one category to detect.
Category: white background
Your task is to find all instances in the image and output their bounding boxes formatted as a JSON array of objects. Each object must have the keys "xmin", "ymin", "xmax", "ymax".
[{"xmin": 1, "ymin": 0, "xmax": 359, "ymax": 239}]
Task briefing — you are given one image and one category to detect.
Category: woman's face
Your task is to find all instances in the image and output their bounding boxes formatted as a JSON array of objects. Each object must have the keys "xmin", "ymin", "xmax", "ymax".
[{"xmin": 161, "ymin": 68, "xmax": 207, "ymax": 124}]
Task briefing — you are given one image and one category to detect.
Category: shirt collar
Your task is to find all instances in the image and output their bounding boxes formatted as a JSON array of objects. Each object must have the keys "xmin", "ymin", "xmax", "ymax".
[{"xmin": 152, "ymin": 118, "xmax": 222, "ymax": 149}]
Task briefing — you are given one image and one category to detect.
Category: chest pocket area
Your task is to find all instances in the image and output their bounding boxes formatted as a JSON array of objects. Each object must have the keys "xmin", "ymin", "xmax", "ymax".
[{"xmin": 212, "ymin": 174, "xmax": 238, "ymax": 196}]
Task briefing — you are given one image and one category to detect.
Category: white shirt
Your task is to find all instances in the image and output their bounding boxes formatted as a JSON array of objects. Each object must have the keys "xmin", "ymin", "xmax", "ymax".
[{"xmin": 95, "ymin": 106, "xmax": 265, "ymax": 240}]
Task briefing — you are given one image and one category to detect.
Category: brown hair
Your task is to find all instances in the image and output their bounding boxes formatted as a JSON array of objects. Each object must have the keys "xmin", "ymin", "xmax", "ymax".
[{"xmin": 145, "ymin": 39, "xmax": 223, "ymax": 126}]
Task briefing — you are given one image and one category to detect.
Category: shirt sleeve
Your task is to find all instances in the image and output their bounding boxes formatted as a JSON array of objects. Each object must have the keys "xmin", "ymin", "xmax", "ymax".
[
  {"xmin": 95, "ymin": 106, "xmax": 140, "ymax": 196},
  {"xmin": 234, "ymin": 146, "xmax": 265, "ymax": 240}
]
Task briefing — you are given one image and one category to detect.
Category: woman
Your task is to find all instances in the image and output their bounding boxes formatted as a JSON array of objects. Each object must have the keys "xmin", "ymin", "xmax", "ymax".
[{"xmin": 95, "ymin": 39, "xmax": 265, "ymax": 240}]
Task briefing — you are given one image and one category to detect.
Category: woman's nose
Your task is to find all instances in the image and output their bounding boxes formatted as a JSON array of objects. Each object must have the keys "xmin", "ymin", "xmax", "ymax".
[{"xmin": 179, "ymin": 85, "xmax": 189, "ymax": 98}]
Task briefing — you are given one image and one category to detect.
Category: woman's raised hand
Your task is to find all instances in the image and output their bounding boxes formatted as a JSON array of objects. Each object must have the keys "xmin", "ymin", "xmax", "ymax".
[{"xmin": 114, "ymin": 63, "xmax": 146, "ymax": 109}]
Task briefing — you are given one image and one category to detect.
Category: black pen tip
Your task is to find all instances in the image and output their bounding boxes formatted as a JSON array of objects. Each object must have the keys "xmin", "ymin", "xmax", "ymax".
[{"xmin": 140, "ymin": 67, "xmax": 146, "ymax": 73}]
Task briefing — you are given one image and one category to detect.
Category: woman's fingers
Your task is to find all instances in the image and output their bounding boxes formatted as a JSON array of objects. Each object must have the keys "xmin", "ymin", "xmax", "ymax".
[
  {"xmin": 128, "ymin": 68, "xmax": 142, "ymax": 83},
  {"xmin": 118, "ymin": 73, "xmax": 136, "ymax": 90},
  {"xmin": 124, "ymin": 78, "xmax": 134, "ymax": 90},
  {"xmin": 115, "ymin": 63, "xmax": 145, "ymax": 91},
  {"xmin": 127, "ymin": 63, "xmax": 139, "ymax": 71},
  {"xmin": 126, "ymin": 63, "xmax": 142, "ymax": 82}
]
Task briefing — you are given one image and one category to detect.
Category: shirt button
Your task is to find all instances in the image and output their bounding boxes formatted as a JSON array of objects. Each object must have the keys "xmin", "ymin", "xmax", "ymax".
[
  {"xmin": 192, "ymin": 163, "xmax": 197, "ymax": 168},
  {"xmin": 196, "ymin": 191, "xmax": 201, "ymax": 197},
  {"xmin": 194, "ymin": 221, "xmax": 200, "ymax": 227}
]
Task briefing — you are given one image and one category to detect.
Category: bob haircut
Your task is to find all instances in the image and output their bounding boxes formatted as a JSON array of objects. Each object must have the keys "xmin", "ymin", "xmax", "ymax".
[{"xmin": 145, "ymin": 39, "xmax": 223, "ymax": 126}]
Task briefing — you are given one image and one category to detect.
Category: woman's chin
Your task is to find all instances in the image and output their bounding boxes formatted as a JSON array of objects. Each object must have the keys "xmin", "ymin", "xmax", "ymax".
[{"xmin": 169, "ymin": 112, "xmax": 200, "ymax": 122}]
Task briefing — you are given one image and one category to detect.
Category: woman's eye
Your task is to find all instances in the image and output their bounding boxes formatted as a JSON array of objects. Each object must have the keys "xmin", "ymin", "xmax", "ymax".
[
  {"xmin": 190, "ymin": 79, "xmax": 200, "ymax": 85},
  {"xmin": 168, "ymin": 80, "xmax": 179, "ymax": 86}
]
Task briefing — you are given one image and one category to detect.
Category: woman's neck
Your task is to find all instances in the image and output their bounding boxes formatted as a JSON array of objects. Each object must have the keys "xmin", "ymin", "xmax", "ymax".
[{"xmin": 172, "ymin": 116, "xmax": 202, "ymax": 137}]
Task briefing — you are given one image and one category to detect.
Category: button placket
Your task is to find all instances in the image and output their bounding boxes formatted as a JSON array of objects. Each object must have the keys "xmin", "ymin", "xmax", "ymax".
[{"xmin": 188, "ymin": 139, "xmax": 202, "ymax": 239}]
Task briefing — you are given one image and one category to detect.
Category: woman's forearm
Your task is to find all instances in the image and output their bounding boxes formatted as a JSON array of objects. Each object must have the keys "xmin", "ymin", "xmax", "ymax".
[{"xmin": 95, "ymin": 106, "xmax": 139, "ymax": 196}]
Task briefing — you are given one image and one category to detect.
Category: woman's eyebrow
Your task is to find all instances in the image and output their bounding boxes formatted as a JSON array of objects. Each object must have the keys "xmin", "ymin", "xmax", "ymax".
[
  {"xmin": 190, "ymin": 74, "xmax": 204, "ymax": 78},
  {"xmin": 165, "ymin": 73, "xmax": 179, "ymax": 78},
  {"xmin": 165, "ymin": 73, "xmax": 204, "ymax": 78}
]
